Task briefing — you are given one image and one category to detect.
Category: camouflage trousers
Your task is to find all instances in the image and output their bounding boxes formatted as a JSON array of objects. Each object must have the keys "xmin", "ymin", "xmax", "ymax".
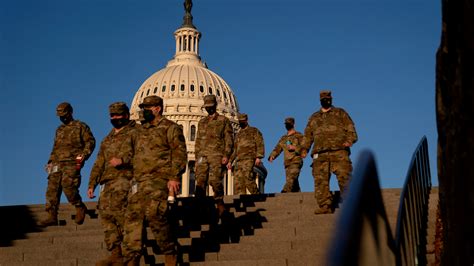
[
  {"xmin": 98, "ymin": 177, "xmax": 130, "ymax": 251},
  {"xmin": 234, "ymin": 158, "xmax": 259, "ymax": 195},
  {"xmin": 45, "ymin": 162, "xmax": 83, "ymax": 212},
  {"xmin": 282, "ymin": 163, "xmax": 302, "ymax": 193},
  {"xmin": 312, "ymin": 150, "xmax": 352, "ymax": 207},
  {"xmin": 195, "ymin": 156, "xmax": 226, "ymax": 200},
  {"xmin": 122, "ymin": 178, "xmax": 176, "ymax": 260}
]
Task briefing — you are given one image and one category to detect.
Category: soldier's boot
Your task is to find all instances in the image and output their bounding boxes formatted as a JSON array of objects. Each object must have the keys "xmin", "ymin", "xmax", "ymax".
[
  {"xmin": 96, "ymin": 245, "xmax": 124, "ymax": 266},
  {"xmin": 314, "ymin": 205, "xmax": 333, "ymax": 215},
  {"xmin": 164, "ymin": 254, "xmax": 177, "ymax": 266},
  {"xmin": 38, "ymin": 209, "xmax": 58, "ymax": 227},
  {"xmin": 123, "ymin": 255, "xmax": 140, "ymax": 266},
  {"xmin": 74, "ymin": 203, "xmax": 87, "ymax": 225}
]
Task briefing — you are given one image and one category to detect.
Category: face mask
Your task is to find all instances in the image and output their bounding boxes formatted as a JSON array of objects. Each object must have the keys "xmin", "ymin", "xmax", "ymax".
[
  {"xmin": 205, "ymin": 106, "xmax": 216, "ymax": 115},
  {"xmin": 142, "ymin": 109, "xmax": 155, "ymax": 123},
  {"xmin": 110, "ymin": 118, "xmax": 129, "ymax": 129},
  {"xmin": 320, "ymin": 98, "xmax": 332, "ymax": 109},
  {"xmin": 60, "ymin": 116, "xmax": 72, "ymax": 124},
  {"xmin": 239, "ymin": 122, "xmax": 248, "ymax": 129},
  {"xmin": 285, "ymin": 123, "xmax": 293, "ymax": 131}
]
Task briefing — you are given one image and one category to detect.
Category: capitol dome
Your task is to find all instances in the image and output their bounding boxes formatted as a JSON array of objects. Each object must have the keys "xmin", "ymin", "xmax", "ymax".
[{"xmin": 130, "ymin": 1, "xmax": 240, "ymax": 196}]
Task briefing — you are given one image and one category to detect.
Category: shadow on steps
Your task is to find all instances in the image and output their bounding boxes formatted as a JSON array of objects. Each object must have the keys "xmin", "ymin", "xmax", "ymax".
[
  {"xmin": 142, "ymin": 194, "xmax": 274, "ymax": 265},
  {"xmin": 0, "ymin": 205, "xmax": 42, "ymax": 247}
]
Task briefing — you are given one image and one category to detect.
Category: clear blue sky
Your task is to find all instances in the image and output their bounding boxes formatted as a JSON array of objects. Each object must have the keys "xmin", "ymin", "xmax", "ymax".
[{"xmin": 0, "ymin": 0, "xmax": 440, "ymax": 206}]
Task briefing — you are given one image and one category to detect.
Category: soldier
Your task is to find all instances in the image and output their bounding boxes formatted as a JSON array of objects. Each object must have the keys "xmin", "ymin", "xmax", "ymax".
[
  {"xmin": 194, "ymin": 95, "xmax": 233, "ymax": 215},
  {"xmin": 301, "ymin": 90, "xmax": 358, "ymax": 214},
  {"xmin": 40, "ymin": 102, "xmax": 95, "ymax": 226},
  {"xmin": 122, "ymin": 96, "xmax": 187, "ymax": 266},
  {"xmin": 228, "ymin": 113, "xmax": 265, "ymax": 195},
  {"xmin": 87, "ymin": 102, "xmax": 137, "ymax": 266},
  {"xmin": 268, "ymin": 117, "xmax": 304, "ymax": 193}
]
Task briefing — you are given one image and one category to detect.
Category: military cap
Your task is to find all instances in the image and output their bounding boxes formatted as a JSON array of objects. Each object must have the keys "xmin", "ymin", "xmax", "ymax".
[
  {"xmin": 139, "ymin": 95, "xmax": 163, "ymax": 108},
  {"xmin": 56, "ymin": 102, "xmax": 73, "ymax": 116},
  {"xmin": 109, "ymin": 102, "xmax": 129, "ymax": 115},
  {"xmin": 320, "ymin": 90, "xmax": 332, "ymax": 99},
  {"xmin": 284, "ymin": 117, "xmax": 295, "ymax": 125},
  {"xmin": 237, "ymin": 113, "xmax": 248, "ymax": 121},
  {"xmin": 203, "ymin": 95, "xmax": 217, "ymax": 107}
]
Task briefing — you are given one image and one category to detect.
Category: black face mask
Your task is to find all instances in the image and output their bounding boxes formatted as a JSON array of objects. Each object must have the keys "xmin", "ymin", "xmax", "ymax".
[
  {"xmin": 110, "ymin": 118, "xmax": 129, "ymax": 129},
  {"xmin": 285, "ymin": 123, "xmax": 293, "ymax": 131},
  {"xmin": 239, "ymin": 122, "xmax": 248, "ymax": 129},
  {"xmin": 59, "ymin": 115, "xmax": 72, "ymax": 125},
  {"xmin": 142, "ymin": 109, "xmax": 155, "ymax": 123},
  {"xmin": 205, "ymin": 106, "xmax": 216, "ymax": 116},
  {"xmin": 320, "ymin": 98, "xmax": 332, "ymax": 109}
]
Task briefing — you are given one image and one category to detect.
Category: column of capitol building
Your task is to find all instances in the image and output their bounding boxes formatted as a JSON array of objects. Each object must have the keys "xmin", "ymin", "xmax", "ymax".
[{"xmin": 129, "ymin": 2, "xmax": 240, "ymax": 197}]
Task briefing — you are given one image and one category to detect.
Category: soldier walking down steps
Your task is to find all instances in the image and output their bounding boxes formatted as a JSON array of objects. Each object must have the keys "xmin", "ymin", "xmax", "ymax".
[
  {"xmin": 87, "ymin": 102, "xmax": 137, "ymax": 266},
  {"xmin": 301, "ymin": 90, "xmax": 357, "ymax": 215},
  {"xmin": 228, "ymin": 113, "xmax": 265, "ymax": 195},
  {"xmin": 268, "ymin": 117, "xmax": 304, "ymax": 193},
  {"xmin": 121, "ymin": 96, "xmax": 187, "ymax": 266},
  {"xmin": 39, "ymin": 102, "xmax": 95, "ymax": 227},
  {"xmin": 194, "ymin": 94, "xmax": 234, "ymax": 216}
]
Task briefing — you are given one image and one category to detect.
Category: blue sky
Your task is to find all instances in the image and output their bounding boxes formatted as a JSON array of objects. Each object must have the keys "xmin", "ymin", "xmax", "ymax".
[{"xmin": 0, "ymin": 0, "xmax": 440, "ymax": 206}]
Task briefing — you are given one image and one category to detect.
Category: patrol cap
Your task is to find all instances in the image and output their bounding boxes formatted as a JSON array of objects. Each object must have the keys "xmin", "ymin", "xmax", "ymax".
[
  {"xmin": 284, "ymin": 117, "xmax": 295, "ymax": 125},
  {"xmin": 203, "ymin": 95, "xmax": 217, "ymax": 107},
  {"xmin": 237, "ymin": 113, "xmax": 248, "ymax": 121},
  {"xmin": 139, "ymin": 96, "xmax": 163, "ymax": 108},
  {"xmin": 109, "ymin": 102, "xmax": 129, "ymax": 115},
  {"xmin": 56, "ymin": 102, "xmax": 73, "ymax": 116},
  {"xmin": 320, "ymin": 90, "xmax": 332, "ymax": 99}
]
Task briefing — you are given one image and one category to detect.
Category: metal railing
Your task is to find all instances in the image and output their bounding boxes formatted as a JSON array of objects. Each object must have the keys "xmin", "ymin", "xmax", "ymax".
[
  {"xmin": 327, "ymin": 136, "xmax": 431, "ymax": 266},
  {"xmin": 395, "ymin": 136, "xmax": 432, "ymax": 265}
]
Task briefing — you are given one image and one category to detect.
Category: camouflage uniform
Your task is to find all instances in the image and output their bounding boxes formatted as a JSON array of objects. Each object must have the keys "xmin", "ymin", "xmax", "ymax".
[
  {"xmin": 122, "ymin": 96, "xmax": 187, "ymax": 262},
  {"xmin": 88, "ymin": 104, "xmax": 137, "ymax": 253},
  {"xmin": 230, "ymin": 114, "xmax": 265, "ymax": 195},
  {"xmin": 269, "ymin": 125, "xmax": 304, "ymax": 193},
  {"xmin": 302, "ymin": 91, "xmax": 357, "ymax": 209},
  {"xmin": 195, "ymin": 95, "xmax": 234, "ymax": 200},
  {"xmin": 46, "ymin": 103, "xmax": 95, "ymax": 215}
]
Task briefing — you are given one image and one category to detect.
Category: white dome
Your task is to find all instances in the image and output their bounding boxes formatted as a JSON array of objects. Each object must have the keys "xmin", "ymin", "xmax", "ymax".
[
  {"xmin": 130, "ymin": 62, "xmax": 239, "ymax": 121},
  {"xmin": 130, "ymin": 26, "xmax": 239, "ymax": 123}
]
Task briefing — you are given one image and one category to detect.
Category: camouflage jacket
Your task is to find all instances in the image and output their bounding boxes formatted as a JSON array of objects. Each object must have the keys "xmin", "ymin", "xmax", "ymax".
[
  {"xmin": 230, "ymin": 126, "xmax": 265, "ymax": 162},
  {"xmin": 269, "ymin": 131, "xmax": 304, "ymax": 167},
  {"xmin": 125, "ymin": 117, "xmax": 187, "ymax": 182},
  {"xmin": 302, "ymin": 107, "xmax": 358, "ymax": 156},
  {"xmin": 88, "ymin": 121, "xmax": 138, "ymax": 190},
  {"xmin": 48, "ymin": 120, "xmax": 95, "ymax": 163},
  {"xmin": 195, "ymin": 113, "xmax": 234, "ymax": 160}
]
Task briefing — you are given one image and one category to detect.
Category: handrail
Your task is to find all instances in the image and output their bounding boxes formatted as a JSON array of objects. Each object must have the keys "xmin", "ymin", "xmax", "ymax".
[
  {"xmin": 395, "ymin": 136, "xmax": 432, "ymax": 265},
  {"xmin": 326, "ymin": 136, "xmax": 431, "ymax": 266},
  {"xmin": 327, "ymin": 150, "xmax": 398, "ymax": 266}
]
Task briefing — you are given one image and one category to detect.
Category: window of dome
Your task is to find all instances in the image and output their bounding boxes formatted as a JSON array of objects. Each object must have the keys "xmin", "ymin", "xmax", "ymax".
[
  {"xmin": 180, "ymin": 84, "xmax": 185, "ymax": 91},
  {"xmin": 223, "ymin": 91, "xmax": 227, "ymax": 99},
  {"xmin": 146, "ymin": 89, "xmax": 150, "ymax": 96},
  {"xmin": 216, "ymin": 89, "xmax": 221, "ymax": 97},
  {"xmin": 199, "ymin": 85, "xmax": 204, "ymax": 93},
  {"xmin": 208, "ymin": 87, "xmax": 213, "ymax": 95},
  {"xmin": 153, "ymin": 87, "xmax": 158, "ymax": 93},
  {"xmin": 162, "ymin": 85, "xmax": 166, "ymax": 92},
  {"xmin": 190, "ymin": 84, "xmax": 195, "ymax": 92},
  {"xmin": 140, "ymin": 91, "xmax": 144, "ymax": 98},
  {"xmin": 171, "ymin": 85, "xmax": 176, "ymax": 92},
  {"xmin": 190, "ymin": 125, "xmax": 196, "ymax": 141}
]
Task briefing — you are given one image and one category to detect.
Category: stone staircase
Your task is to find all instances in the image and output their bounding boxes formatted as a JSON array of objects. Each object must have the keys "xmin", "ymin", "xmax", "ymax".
[{"xmin": 0, "ymin": 188, "xmax": 438, "ymax": 266}]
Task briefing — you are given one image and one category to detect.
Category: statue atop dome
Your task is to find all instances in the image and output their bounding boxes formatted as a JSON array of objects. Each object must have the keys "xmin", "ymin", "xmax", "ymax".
[{"xmin": 182, "ymin": 0, "xmax": 196, "ymax": 28}]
